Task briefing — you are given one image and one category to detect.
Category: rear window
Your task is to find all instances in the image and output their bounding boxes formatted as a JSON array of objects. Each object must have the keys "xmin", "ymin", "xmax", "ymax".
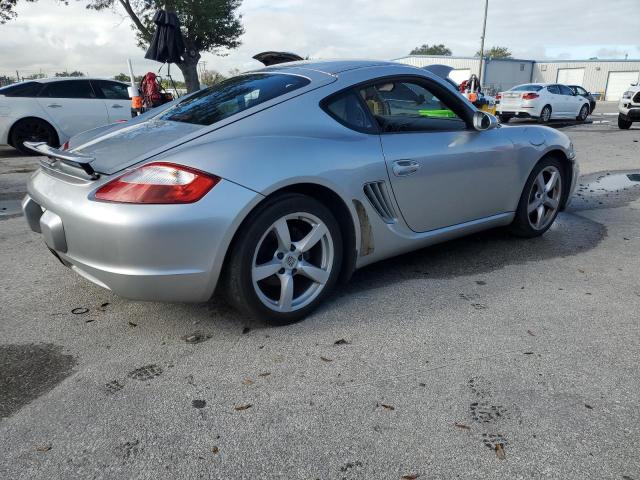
[
  {"xmin": 160, "ymin": 73, "xmax": 310, "ymax": 126},
  {"xmin": 0, "ymin": 81, "xmax": 43, "ymax": 97},
  {"xmin": 511, "ymin": 84, "xmax": 543, "ymax": 92}
]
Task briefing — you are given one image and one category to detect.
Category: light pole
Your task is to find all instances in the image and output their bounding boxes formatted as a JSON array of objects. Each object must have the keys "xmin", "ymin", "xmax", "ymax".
[{"xmin": 477, "ymin": 0, "xmax": 489, "ymax": 87}]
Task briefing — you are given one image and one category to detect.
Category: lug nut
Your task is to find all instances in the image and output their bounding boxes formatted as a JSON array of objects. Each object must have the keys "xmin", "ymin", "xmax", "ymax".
[
  {"xmin": 276, "ymin": 252, "xmax": 284, "ymax": 259},
  {"xmin": 290, "ymin": 245, "xmax": 296, "ymax": 251},
  {"xmin": 292, "ymin": 268, "xmax": 297, "ymax": 274},
  {"xmin": 278, "ymin": 268, "xmax": 285, "ymax": 274},
  {"xmin": 298, "ymin": 255, "xmax": 302, "ymax": 261}
]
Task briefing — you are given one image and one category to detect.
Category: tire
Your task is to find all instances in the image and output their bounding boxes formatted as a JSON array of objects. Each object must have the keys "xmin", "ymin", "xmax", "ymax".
[
  {"xmin": 497, "ymin": 114, "xmax": 512, "ymax": 124},
  {"xmin": 576, "ymin": 104, "xmax": 589, "ymax": 122},
  {"xmin": 509, "ymin": 156, "xmax": 564, "ymax": 238},
  {"xmin": 618, "ymin": 115, "xmax": 632, "ymax": 130},
  {"xmin": 222, "ymin": 193, "xmax": 343, "ymax": 325},
  {"xmin": 538, "ymin": 105, "xmax": 552, "ymax": 124},
  {"xmin": 10, "ymin": 118, "xmax": 59, "ymax": 155}
]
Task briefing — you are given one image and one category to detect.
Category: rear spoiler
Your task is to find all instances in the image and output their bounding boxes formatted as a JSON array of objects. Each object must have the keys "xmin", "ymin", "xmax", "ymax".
[{"xmin": 24, "ymin": 141, "xmax": 99, "ymax": 179}]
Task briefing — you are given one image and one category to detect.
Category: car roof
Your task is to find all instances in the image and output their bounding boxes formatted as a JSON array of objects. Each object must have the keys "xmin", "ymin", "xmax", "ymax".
[
  {"xmin": 256, "ymin": 59, "xmax": 401, "ymax": 75},
  {"xmin": 15, "ymin": 77, "xmax": 125, "ymax": 84}
]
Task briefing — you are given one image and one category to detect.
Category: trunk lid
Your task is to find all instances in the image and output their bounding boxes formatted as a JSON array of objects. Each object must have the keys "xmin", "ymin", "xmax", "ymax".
[{"xmin": 71, "ymin": 119, "xmax": 202, "ymax": 175}]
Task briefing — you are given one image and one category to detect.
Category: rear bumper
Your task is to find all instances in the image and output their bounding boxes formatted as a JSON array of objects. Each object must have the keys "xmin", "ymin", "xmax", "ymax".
[{"xmin": 24, "ymin": 169, "xmax": 261, "ymax": 302}]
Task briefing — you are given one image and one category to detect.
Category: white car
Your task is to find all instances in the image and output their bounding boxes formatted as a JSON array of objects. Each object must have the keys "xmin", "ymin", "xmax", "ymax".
[
  {"xmin": 496, "ymin": 83, "xmax": 590, "ymax": 124},
  {"xmin": 618, "ymin": 84, "xmax": 640, "ymax": 129},
  {"xmin": 0, "ymin": 77, "xmax": 131, "ymax": 154}
]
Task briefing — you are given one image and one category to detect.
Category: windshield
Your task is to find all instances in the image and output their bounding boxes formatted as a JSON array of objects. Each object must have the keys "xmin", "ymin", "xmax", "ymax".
[
  {"xmin": 511, "ymin": 84, "xmax": 543, "ymax": 92},
  {"xmin": 160, "ymin": 73, "xmax": 310, "ymax": 126}
]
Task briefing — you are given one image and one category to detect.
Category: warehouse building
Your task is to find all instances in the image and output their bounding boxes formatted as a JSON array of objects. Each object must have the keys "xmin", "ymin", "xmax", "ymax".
[{"xmin": 394, "ymin": 55, "xmax": 640, "ymax": 101}]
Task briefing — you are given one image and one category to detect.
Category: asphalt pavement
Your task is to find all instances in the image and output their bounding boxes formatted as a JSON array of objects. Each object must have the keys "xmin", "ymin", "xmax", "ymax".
[{"xmin": 1, "ymin": 117, "xmax": 639, "ymax": 479}]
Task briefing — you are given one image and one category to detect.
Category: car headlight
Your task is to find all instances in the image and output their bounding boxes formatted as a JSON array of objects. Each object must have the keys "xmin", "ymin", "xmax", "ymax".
[{"xmin": 622, "ymin": 91, "xmax": 633, "ymax": 99}]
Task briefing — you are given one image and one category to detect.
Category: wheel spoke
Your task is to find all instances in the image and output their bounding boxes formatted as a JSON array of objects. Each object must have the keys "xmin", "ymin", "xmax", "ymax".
[
  {"xmin": 252, "ymin": 260, "xmax": 281, "ymax": 282},
  {"xmin": 536, "ymin": 205, "xmax": 545, "ymax": 227},
  {"xmin": 295, "ymin": 223, "xmax": 328, "ymax": 253},
  {"xmin": 272, "ymin": 218, "xmax": 291, "ymax": 251},
  {"xmin": 545, "ymin": 171, "xmax": 558, "ymax": 193},
  {"xmin": 535, "ymin": 173, "xmax": 545, "ymax": 194},
  {"xmin": 528, "ymin": 198, "xmax": 541, "ymax": 214},
  {"xmin": 297, "ymin": 262, "xmax": 329, "ymax": 285},
  {"xmin": 543, "ymin": 195, "xmax": 559, "ymax": 210},
  {"xmin": 278, "ymin": 274, "xmax": 294, "ymax": 310}
]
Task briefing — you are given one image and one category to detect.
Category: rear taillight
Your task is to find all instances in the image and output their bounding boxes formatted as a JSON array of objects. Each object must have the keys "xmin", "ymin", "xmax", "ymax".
[
  {"xmin": 522, "ymin": 93, "xmax": 539, "ymax": 100},
  {"xmin": 495, "ymin": 93, "xmax": 502, "ymax": 100},
  {"xmin": 61, "ymin": 140, "xmax": 70, "ymax": 151},
  {"xmin": 94, "ymin": 162, "xmax": 219, "ymax": 204}
]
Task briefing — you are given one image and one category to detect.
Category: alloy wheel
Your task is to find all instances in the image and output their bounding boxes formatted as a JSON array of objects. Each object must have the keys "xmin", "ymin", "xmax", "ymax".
[
  {"xmin": 541, "ymin": 107, "xmax": 551, "ymax": 122},
  {"xmin": 251, "ymin": 212, "xmax": 334, "ymax": 313},
  {"xmin": 579, "ymin": 105, "xmax": 588, "ymax": 121},
  {"xmin": 527, "ymin": 166, "xmax": 562, "ymax": 230}
]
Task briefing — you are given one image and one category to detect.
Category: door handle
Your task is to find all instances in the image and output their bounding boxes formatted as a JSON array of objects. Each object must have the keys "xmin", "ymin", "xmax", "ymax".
[
  {"xmin": 111, "ymin": 104, "xmax": 124, "ymax": 109},
  {"xmin": 47, "ymin": 104, "xmax": 62, "ymax": 108},
  {"xmin": 392, "ymin": 159, "xmax": 420, "ymax": 177}
]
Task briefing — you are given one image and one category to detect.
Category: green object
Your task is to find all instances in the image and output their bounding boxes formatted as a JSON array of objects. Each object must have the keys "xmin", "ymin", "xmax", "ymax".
[{"xmin": 418, "ymin": 109, "xmax": 457, "ymax": 118}]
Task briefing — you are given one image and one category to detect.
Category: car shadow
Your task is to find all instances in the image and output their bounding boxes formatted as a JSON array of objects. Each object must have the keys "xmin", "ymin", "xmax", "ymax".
[{"xmin": 342, "ymin": 210, "xmax": 606, "ymax": 296}]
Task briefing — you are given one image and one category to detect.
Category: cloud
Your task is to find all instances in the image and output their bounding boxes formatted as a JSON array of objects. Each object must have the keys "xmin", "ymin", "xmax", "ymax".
[{"xmin": 1, "ymin": 0, "xmax": 638, "ymax": 81}]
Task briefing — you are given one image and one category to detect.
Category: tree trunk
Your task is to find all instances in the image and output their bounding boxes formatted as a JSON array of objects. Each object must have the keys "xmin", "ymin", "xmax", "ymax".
[{"xmin": 177, "ymin": 59, "xmax": 200, "ymax": 93}]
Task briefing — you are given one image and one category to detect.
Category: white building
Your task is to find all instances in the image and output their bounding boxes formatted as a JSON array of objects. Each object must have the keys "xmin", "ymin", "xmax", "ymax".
[{"xmin": 394, "ymin": 55, "xmax": 640, "ymax": 101}]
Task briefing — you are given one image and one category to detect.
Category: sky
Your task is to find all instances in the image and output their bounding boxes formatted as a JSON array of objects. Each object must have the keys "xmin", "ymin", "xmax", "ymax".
[{"xmin": 1, "ymin": 0, "xmax": 639, "ymax": 81}]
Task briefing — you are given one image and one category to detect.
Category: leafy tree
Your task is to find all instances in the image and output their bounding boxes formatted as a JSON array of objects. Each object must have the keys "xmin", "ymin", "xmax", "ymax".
[
  {"xmin": 199, "ymin": 69, "xmax": 226, "ymax": 86},
  {"xmin": 89, "ymin": 0, "xmax": 243, "ymax": 93},
  {"xmin": 409, "ymin": 44, "xmax": 452, "ymax": 56},
  {"xmin": 54, "ymin": 70, "xmax": 85, "ymax": 77},
  {"xmin": 3, "ymin": 0, "xmax": 244, "ymax": 93},
  {"xmin": 476, "ymin": 46, "xmax": 512, "ymax": 58},
  {"xmin": 113, "ymin": 72, "xmax": 144, "ymax": 83}
]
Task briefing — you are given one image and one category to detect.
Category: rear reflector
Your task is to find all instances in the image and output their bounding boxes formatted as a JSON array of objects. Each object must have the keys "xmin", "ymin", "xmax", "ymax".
[
  {"xmin": 94, "ymin": 162, "xmax": 219, "ymax": 204},
  {"xmin": 522, "ymin": 93, "xmax": 539, "ymax": 100}
]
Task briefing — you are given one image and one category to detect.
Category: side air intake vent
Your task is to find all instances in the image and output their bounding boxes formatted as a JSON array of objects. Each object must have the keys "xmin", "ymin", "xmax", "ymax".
[{"xmin": 363, "ymin": 181, "xmax": 397, "ymax": 223}]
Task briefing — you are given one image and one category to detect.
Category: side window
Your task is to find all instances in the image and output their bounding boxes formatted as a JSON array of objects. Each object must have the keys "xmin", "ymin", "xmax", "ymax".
[
  {"xmin": 0, "ymin": 82, "xmax": 43, "ymax": 97},
  {"xmin": 577, "ymin": 87, "xmax": 588, "ymax": 95},
  {"xmin": 359, "ymin": 80, "xmax": 465, "ymax": 133},
  {"xmin": 547, "ymin": 85, "xmax": 560, "ymax": 95},
  {"xmin": 323, "ymin": 90, "xmax": 375, "ymax": 133},
  {"xmin": 39, "ymin": 80, "xmax": 97, "ymax": 99},
  {"xmin": 95, "ymin": 81, "xmax": 130, "ymax": 100},
  {"xmin": 559, "ymin": 85, "xmax": 574, "ymax": 96}
]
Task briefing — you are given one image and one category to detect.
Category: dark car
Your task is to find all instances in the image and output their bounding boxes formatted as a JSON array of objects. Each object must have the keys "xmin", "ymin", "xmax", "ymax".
[{"xmin": 569, "ymin": 85, "xmax": 596, "ymax": 113}]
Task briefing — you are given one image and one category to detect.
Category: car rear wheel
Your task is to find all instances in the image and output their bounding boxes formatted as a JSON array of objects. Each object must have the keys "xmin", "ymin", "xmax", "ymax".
[
  {"xmin": 10, "ymin": 118, "xmax": 58, "ymax": 155},
  {"xmin": 618, "ymin": 115, "xmax": 632, "ymax": 130},
  {"xmin": 223, "ymin": 193, "xmax": 343, "ymax": 325},
  {"xmin": 538, "ymin": 105, "xmax": 552, "ymax": 124},
  {"xmin": 576, "ymin": 104, "xmax": 589, "ymax": 121},
  {"xmin": 497, "ymin": 114, "xmax": 512, "ymax": 123},
  {"xmin": 509, "ymin": 156, "xmax": 564, "ymax": 238}
]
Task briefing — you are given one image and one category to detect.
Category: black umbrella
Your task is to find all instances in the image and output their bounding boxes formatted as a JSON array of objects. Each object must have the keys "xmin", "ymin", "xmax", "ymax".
[{"xmin": 145, "ymin": 10, "xmax": 185, "ymax": 64}]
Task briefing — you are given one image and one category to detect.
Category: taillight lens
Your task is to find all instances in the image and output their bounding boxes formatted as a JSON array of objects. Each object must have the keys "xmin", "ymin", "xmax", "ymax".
[
  {"xmin": 522, "ymin": 93, "xmax": 539, "ymax": 100},
  {"xmin": 94, "ymin": 162, "xmax": 219, "ymax": 204},
  {"xmin": 495, "ymin": 93, "xmax": 502, "ymax": 100},
  {"xmin": 61, "ymin": 140, "xmax": 70, "ymax": 151}
]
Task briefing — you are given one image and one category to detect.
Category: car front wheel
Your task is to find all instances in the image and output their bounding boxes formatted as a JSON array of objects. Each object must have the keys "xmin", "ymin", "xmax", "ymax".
[
  {"xmin": 576, "ymin": 104, "xmax": 589, "ymax": 121},
  {"xmin": 509, "ymin": 157, "xmax": 564, "ymax": 238},
  {"xmin": 223, "ymin": 193, "xmax": 343, "ymax": 325},
  {"xmin": 618, "ymin": 115, "xmax": 632, "ymax": 130}
]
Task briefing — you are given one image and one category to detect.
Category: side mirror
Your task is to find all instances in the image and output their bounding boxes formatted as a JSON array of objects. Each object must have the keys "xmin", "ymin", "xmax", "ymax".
[{"xmin": 473, "ymin": 110, "xmax": 499, "ymax": 131}]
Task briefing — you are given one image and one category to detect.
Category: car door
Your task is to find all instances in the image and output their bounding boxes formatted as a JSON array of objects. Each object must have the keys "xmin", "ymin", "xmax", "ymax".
[
  {"xmin": 359, "ymin": 77, "xmax": 518, "ymax": 233},
  {"xmin": 36, "ymin": 80, "xmax": 109, "ymax": 137},
  {"xmin": 559, "ymin": 84, "xmax": 582, "ymax": 115},
  {"xmin": 545, "ymin": 85, "xmax": 565, "ymax": 116},
  {"xmin": 92, "ymin": 80, "xmax": 132, "ymax": 123}
]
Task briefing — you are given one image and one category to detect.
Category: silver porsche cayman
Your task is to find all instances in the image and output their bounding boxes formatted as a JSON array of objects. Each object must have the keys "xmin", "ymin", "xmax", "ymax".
[{"xmin": 23, "ymin": 60, "xmax": 578, "ymax": 324}]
